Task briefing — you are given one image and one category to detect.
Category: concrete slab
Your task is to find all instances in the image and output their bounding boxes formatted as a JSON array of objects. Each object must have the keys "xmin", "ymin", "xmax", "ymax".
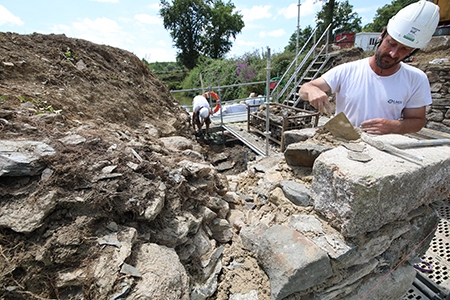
[{"xmin": 312, "ymin": 134, "xmax": 450, "ymax": 237}]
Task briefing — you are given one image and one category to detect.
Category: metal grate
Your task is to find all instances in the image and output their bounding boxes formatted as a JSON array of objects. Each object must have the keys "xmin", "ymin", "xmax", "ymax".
[
  {"xmin": 247, "ymin": 102, "xmax": 319, "ymax": 151},
  {"xmin": 402, "ymin": 200, "xmax": 450, "ymax": 299},
  {"xmin": 403, "ymin": 285, "xmax": 432, "ymax": 299}
]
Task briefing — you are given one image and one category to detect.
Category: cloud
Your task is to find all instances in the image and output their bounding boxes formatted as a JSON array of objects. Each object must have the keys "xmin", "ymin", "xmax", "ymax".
[
  {"xmin": 135, "ymin": 14, "xmax": 161, "ymax": 25},
  {"xmin": 278, "ymin": 3, "xmax": 299, "ymax": 20},
  {"xmin": 141, "ymin": 47, "xmax": 177, "ymax": 62},
  {"xmin": 72, "ymin": 17, "xmax": 122, "ymax": 35},
  {"xmin": 241, "ymin": 5, "xmax": 272, "ymax": 23},
  {"xmin": 259, "ymin": 28, "xmax": 286, "ymax": 38},
  {"xmin": 0, "ymin": 5, "xmax": 24, "ymax": 26},
  {"xmin": 276, "ymin": 0, "xmax": 322, "ymax": 23},
  {"xmin": 148, "ymin": 4, "xmax": 160, "ymax": 10},
  {"xmin": 235, "ymin": 38, "xmax": 259, "ymax": 47},
  {"xmin": 156, "ymin": 40, "xmax": 166, "ymax": 47},
  {"xmin": 52, "ymin": 17, "xmax": 133, "ymax": 51},
  {"xmin": 51, "ymin": 16, "xmax": 172, "ymax": 61}
]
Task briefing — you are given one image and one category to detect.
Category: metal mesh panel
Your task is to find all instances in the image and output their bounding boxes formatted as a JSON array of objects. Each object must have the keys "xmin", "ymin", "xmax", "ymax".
[{"xmin": 402, "ymin": 199, "xmax": 450, "ymax": 299}]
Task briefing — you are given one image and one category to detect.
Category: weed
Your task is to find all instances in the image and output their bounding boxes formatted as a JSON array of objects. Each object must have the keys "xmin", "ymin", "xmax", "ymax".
[
  {"xmin": 17, "ymin": 96, "xmax": 62, "ymax": 114},
  {"xmin": 64, "ymin": 48, "xmax": 78, "ymax": 63},
  {"xmin": 17, "ymin": 95, "xmax": 33, "ymax": 103}
]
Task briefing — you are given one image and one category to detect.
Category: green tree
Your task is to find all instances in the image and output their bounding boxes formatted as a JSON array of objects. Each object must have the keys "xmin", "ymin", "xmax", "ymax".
[
  {"xmin": 285, "ymin": 25, "xmax": 313, "ymax": 53},
  {"xmin": 286, "ymin": 1, "xmax": 360, "ymax": 50},
  {"xmin": 203, "ymin": 1, "xmax": 244, "ymax": 59},
  {"xmin": 363, "ymin": 0, "xmax": 417, "ymax": 32},
  {"xmin": 159, "ymin": 0, "xmax": 244, "ymax": 69},
  {"xmin": 316, "ymin": 0, "xmax": 361, "ymax": 40}
]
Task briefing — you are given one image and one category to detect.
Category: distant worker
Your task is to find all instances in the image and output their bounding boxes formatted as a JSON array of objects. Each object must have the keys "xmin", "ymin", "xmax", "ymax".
[
  {"xmin": 192, "ymin": 95, "xmax": 212, "ymax": 138},
  {"xmin": 299, "ymin": 0, "xmax": 440, "ymax": 135}
]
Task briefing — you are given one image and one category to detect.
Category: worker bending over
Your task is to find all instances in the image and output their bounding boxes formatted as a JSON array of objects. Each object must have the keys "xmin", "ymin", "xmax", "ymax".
[{"xmin": 192, "ymin": 95, "xmax": 212, "ymax": 138}]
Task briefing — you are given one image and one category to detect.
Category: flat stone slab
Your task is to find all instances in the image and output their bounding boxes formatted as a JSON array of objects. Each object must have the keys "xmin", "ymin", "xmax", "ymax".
[
  {"xmin": 241, "ymin": 224, "xmax": 332, "ymax": 300},
  {"xmin": 312, "ymin": 134, "xmax": 450, "ymax": 237},
  {"xmin": 0, "ymin": 140, "xmax": 56, "ymax": 176}
]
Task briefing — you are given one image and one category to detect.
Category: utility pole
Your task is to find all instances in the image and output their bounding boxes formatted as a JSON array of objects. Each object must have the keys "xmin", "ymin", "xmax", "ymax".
[
  {"xmin": 295, "ymin": 0, "xmax": 301, "ymax": 99},
  {"xmin": 296, "ymin": 0, "xmax": 301, "ymax": 57},
  {"xmin": 265, "ymin": 47, "xmax": 271, "ymax": 156}
]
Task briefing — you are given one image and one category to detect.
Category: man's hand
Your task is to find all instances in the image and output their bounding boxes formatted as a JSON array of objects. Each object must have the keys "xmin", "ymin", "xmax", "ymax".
[
  {"xmin": 308, "ymin": 90, "xmax": 332, "ymax": 115},
  {"xmin": 360, "ymin": 118, "xmax": 398, "ymax": 135},
  {"xmin": 298, "ymin": 78, "xmax": 332, "ymax": 114},
  {"xmin": 361, "ymin": 106, "xmax": 427, "ymax": 135}
]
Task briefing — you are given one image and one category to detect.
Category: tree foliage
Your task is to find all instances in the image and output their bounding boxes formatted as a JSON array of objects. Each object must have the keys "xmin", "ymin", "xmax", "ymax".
[
  {"xmin": 316, "ymin": 0, "xmax": 361, "ymax": 39},
  {"xmin": 363, "ymin": 0, "xmax": 417, "ymax": 32},
  {"xmin": 142, "ymin": 59, "xmax": 187, "ymax": 91},
  {"xmin": 180, "ymin": 51, "xmax": 268, "ymax": 102},
  {"xmin": 159, "ymin": 0, "xmax": 244, "ymax": 70},
  {"xmin": 203, "ymin": 1, "xmax": 244, "ymax": 59},
  {"xmin": 285, "ymin": 25, "xmax": 313, "ymax": 53},
  {"xmin": 286, "ymin": 0, "xmax": 361, "ymax": 52}
]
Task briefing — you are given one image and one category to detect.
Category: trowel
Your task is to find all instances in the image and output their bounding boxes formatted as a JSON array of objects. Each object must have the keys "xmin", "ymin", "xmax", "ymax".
[
  {"xmin": 323, "ymin": 111, "xmax": 360, "ymax": 140},
  {"xmin": 323, "ymin": 111, "xmax": 448, "ymax": 162}
]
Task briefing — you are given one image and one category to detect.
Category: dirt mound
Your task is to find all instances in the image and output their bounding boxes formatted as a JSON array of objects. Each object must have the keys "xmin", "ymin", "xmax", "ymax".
[
  {"xmin": 0, "ymin": 32, "xmax": 257, "ymax": 299},
  {"xmin": 0, "ymin": 32, "xmax": 189, "ymax": 134}
]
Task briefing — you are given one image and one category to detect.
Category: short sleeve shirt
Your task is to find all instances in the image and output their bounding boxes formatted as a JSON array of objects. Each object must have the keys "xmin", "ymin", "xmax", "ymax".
[
  {"xmin": 322, "ymin": 58, "xmax": 432, "ymax": 127},
  {"xmin": 192, "ymin": 95, "xmax": 211, "ymax": 113}
]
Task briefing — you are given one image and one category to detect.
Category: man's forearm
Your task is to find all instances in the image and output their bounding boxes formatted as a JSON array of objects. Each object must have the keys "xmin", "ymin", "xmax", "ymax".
[{"xmin": 394, "ymin": 118, "xmax": 427, "ymax": 134}]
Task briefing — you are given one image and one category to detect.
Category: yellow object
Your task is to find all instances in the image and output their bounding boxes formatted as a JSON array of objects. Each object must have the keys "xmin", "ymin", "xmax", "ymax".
[{"xmin": 434, "ymin": 0, "xmax": 450, "ymax": 23}]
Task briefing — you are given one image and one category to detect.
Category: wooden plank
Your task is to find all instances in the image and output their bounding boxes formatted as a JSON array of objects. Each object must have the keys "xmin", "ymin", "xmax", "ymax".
[{"xmin": 222, "ymin": 124, "xmax": 282, "ymax": 157}]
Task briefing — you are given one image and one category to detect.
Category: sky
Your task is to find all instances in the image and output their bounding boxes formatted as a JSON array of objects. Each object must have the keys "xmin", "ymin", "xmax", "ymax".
[{"xmin": 0, "ymin": 0, "xmax": 394, "ymax": 63}]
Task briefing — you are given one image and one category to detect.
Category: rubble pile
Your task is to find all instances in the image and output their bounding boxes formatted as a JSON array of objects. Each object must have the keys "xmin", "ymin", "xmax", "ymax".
[{"xmin": 1, "ymin": 32, "xmax": 450, "ymax": 300}]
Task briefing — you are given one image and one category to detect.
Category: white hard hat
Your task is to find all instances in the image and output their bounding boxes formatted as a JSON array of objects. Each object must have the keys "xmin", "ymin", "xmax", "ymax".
[
  {"xmin": 387, "ymin": 0, "xmax": 440, "ymax": 49},
  {"xmin": 199, "ymin": 107, "xmax": 210, "ymax": 123}
]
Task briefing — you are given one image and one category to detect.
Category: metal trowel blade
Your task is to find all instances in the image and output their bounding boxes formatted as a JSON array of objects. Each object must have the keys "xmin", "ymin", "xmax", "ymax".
[{"xmin": 324, "ymin": 112, "xmax": 360, "ymax": 140}]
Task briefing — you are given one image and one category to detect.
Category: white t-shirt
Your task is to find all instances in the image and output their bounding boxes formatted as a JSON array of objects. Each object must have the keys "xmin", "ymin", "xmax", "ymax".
[
  {"xmin": 192, "ymin": 95, "xmax": 210, "ymax": 113},
  {"xmin": 322, "ymin": 57, "xmax": 432, "ymax": 127}
]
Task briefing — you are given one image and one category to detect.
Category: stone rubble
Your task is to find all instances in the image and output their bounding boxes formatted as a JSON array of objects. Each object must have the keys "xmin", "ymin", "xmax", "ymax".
[
  {"xmin": 1, "ymin": 131, "xmax": 449, "ymax": 299},
  {"xmin": 1, "ymin": 34, "xmax": 450, "ymax": 300}
]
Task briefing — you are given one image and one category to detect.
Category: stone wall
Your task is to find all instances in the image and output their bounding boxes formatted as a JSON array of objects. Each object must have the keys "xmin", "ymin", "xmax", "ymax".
[
  {"xmin": 418, "ymin": 36, "xmax": 450, "ymax": 133},
  {"xmin": 245, "ymin": 133, "xmax": 450, "ymax": 299},
  {"xmin": 425, "ymin": 62, "xmax": 450, "ymax": 133}
]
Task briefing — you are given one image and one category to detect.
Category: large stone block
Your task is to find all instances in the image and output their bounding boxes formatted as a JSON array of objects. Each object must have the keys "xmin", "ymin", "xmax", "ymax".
[
  {"xmin": 312, "ymin": 134, "xmax": 450, "ymax": 237},
  {"xmin": 252, "ymin": 225, "xmax": 332, "ymax": 300}
]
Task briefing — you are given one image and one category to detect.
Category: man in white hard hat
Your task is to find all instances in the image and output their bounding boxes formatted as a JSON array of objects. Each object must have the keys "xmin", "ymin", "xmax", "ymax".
[
  {"xmin": 192, "ymin": 95, "xmax": 212, "ymax": 138},
  {"xmin": 299, "ymin": 0, "xmax": 440, "ymax": 134}
]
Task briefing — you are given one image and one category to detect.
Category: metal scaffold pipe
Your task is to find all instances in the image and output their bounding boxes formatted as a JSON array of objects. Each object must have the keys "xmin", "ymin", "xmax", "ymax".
[
  {"xmin": 265, "ymin": 47, "xmax": 271, "ymax": 156},
  {"xmin": 170, "ymin": 81, "xmax": 266, "ymax": 93},
  {"xmin": 296, "ymin": 0, "xmax": 301, "ymax": 83}
]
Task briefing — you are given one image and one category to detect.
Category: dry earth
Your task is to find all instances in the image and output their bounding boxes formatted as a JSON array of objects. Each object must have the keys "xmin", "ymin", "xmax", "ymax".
[
  {"xmin": 0, "ymin": 32, "xmax": 272, "ymax": 300},
  {"xmin": 0, "ymin": 32, "xmax": 447, "ymax": 300}
]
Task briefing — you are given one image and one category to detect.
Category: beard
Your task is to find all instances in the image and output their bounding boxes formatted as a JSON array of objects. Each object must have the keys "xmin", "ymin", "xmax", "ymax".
[{"xmin": 375, "ymin": 51, "xmax": 401, "ymax": 70}]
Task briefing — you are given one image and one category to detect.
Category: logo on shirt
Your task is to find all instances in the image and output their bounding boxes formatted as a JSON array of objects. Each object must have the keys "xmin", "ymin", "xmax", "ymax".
[{"xmin": 387, "ymin": 99, "xmax": 403, "ymax": 105}]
